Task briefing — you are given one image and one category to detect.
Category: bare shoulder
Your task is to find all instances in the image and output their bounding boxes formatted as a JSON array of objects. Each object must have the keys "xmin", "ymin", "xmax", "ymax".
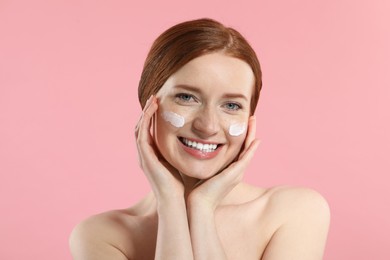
[
  {"xmin": 69, "ymin": 209, "xmax": 154, "ymax": 260},
  {"xmin": 239, "ymin": 183, "xmax": 329, "ymax": 213},
  {"xmin": 69, "ymin": 210, "xmax": 132, "ymax": 259},
  {"xmin": 266, "ymin": 186, "xmax": 330, "ymax": 215},
  {"xmin": 241, "ymin": 184, "xmax": 330, "ymax": 227},
  {"xmin": 258, "ymin": 186, "xmax": 331, "ymax": 260}
]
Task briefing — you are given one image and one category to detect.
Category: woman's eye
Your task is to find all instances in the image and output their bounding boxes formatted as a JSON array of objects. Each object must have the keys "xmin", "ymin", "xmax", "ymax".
[
  {"xmin": 176, "ymin": 93, "xmax": 195, "ymax": 102},
  {"xmin": 224, "ymin": 102, "xmax": 241, "ymax": 111}
]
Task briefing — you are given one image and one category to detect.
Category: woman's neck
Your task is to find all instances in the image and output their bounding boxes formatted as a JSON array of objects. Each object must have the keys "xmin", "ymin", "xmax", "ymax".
[{"xmin": 180, "ymin": 173, "xmax": 202, "ymax": 201}]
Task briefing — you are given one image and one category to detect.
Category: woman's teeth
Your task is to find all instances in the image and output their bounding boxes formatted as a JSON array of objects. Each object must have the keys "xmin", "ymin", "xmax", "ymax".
[{"xmin": 181, "ymin": 137, "xmax": 218, "ymax": 152}]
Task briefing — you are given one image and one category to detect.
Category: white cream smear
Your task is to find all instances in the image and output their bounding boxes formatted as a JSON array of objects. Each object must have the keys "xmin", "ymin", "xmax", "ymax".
[
  {"xmin": 229, "ymin": 123, "xmax": 247, "ymax": 136},
  {"xmin": 162, "ymin": 111, "xmax": 185, "ymax": 128}
]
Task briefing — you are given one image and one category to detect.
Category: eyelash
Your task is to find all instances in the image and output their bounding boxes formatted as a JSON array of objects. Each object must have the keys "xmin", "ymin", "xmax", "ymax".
[
  {"xmin": 175, "ymin": 93, "xmax": 197, "ymax": 103},
  {"xmin": 224, "ymin": 102, "xmax": 242, "ymax": 111},
  {"xmin": 175, "ymin": 93, "xmax": 242, "ymax": 111}
]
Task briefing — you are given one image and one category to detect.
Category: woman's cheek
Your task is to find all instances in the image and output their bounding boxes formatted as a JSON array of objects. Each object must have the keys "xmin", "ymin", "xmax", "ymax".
[
  {"xmin": 162, "ymin": 111, "xmax": 185, "ymax": 128},
  {"xmin": 159, "ymin": 104, "xmax": 193, "ymax": 129},
  {"xmin": 225, "ymin": 120, "xmax": 248, "ymax": 152},
  {"xmin": 228, "ymin": 122, "xmax": 247, "ymax": 137}
]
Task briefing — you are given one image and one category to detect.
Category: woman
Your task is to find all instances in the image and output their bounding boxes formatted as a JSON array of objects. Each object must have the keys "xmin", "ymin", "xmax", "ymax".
[{"xmin": 70, "ymin": 18, "xmax": 330, "ymax": 260}]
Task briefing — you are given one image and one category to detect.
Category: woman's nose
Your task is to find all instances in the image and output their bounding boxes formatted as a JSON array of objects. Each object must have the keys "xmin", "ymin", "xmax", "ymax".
[{"xmin": 192, "ymin": 107, "xmax": 221, "ymax": 138}]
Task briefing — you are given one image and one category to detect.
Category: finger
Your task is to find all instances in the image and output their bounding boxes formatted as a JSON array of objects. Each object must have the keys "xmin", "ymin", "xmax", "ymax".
[
  {"xmin": 137, "ymin": 94, "xmax": 155, "ymax": 127},
  {"xmin": 136, "ymin": 96, "xmax": 160, "ymax": 169},
  {"xmin": 246, "ymin": 116, "xmax": 256, "ymax": 146},
  {"xmin": 239, "ymin": 115, "xmax": 256, "ymax": 160},
  {"xmin": 191, "ymin": 139, "xmax": 260, "ymax": 206},
  {"xmin": 135, "ymin": 95, "xmax": 154, "ymax": 139},
  {"xmin": 195, "ymin": 140, "xmax": 260, "ymax": 205},
  {"xmin": 220, "ymin": 138, "xmax": 261, "ymax": 184},
  {"xmin": 138, "ymin": 96, "xmax": 158, "ymax": 146},
  {"xmin": 138, "ymin": 96, "xmax": 168, "ymax": 163},
  {"xmin": 239, "ymin": 138, "xmax": 261, "ymax": 165}
]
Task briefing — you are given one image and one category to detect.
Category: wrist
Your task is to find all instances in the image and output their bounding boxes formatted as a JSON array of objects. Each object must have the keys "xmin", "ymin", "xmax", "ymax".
[
  {"xmin": 187, "ymin": 197, "xmax": 215, "ymax": 217},
  {"xmin": 156, "ymin": 196, "xmax": 187, "ymax": 213}
]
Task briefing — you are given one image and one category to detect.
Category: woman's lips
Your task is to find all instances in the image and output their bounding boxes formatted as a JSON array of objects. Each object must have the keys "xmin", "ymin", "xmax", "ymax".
[{"xmin": 177, "ymin": 138, "xmax": 222, "ymax": 160}]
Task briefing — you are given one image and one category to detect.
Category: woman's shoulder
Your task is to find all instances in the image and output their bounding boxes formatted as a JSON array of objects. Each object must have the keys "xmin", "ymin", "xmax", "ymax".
[
  {"xmin": 241, "ymin": 183, "xmax": 328, "ymax": 207},
  {"xmin": 238, "ymin": 183, "xmax": 330, "ymax": 224},
  {"xmin": 259, "ymin": 184, "xmax": 327, "ymax": 200},
  {"xmin": 69, "ymin": 206, "xmax": 156, "ymax": 259},
  {"xmin": 248, "ymin": 186, "xmax": 331, "ymax": 258},
  {"xmin": 248, "ymin": 184, "xmax": 331, "ymax": 236},
  {"xmin": 69, "ymin": 210, "xmax": 132, "ymax": 259},
  {"xmin": 248, "ymin": 184, "xmax": 330, "ymax": 214},
  {"xmin": 241, "ymin": 184, "xmax": 330, "ymax": 256},
  {"xmin": 70, "ymin": 208, "xmax": 143, "ymax": 238},
  {"xmin": 264, "ymin": 185, "xmax": 330, "ymax": 214}
]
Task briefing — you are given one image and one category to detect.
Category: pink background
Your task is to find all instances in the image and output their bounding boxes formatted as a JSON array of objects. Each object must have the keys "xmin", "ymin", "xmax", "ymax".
[{"xmin": 1, "ymin": 0, "xmax": 389, "ymax": 259}]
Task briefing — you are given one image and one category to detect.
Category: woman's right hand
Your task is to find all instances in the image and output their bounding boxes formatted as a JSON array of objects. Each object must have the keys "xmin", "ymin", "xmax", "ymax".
[{"xmin": 135, "ymin": 95, "xmax": 185, "ymax": 202}]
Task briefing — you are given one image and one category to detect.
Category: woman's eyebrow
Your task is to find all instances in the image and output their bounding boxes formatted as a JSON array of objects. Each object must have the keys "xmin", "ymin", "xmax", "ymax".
[
  {"xmin": 222, "ymin": 93, "xmax": 248, "ymax": 101},
  {"xmin": 173, "ymin": 84, "xmax": 201, "ymax": 93},
  {"xmin": 173, "ymin": 84, "xmax": 248, "ymax": 101}
]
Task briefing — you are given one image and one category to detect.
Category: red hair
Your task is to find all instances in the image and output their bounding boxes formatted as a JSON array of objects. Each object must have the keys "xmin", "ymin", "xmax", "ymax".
[{"xmin": 138, "ymin": 18, "xmax": 262, "ymax": 114}]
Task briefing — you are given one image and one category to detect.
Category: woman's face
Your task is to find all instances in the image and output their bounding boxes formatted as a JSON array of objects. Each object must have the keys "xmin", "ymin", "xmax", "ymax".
[{"xmin": 153, "ymin": 52, "xmax": 255, "ymax": 179}]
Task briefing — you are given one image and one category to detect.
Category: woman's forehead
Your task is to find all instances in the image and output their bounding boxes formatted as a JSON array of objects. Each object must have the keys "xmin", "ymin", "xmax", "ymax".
[{"xmin": 166, "ymin": 53, "xmax": 254, "ymax": 96}]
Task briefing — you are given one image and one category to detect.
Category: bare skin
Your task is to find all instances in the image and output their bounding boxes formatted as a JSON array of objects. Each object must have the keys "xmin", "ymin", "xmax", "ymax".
[
  {"xmin": 70, "ymin": 185, "xmax": 330, "ymax": 259},
  {"xmin": 69, "ymin": 53, "xmax": 330, "ymax": 260}
]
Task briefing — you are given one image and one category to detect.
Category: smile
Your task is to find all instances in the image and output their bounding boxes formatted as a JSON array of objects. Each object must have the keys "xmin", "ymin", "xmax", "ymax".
[{"xmin": 179, "ymin": 137, "xmax": 220, "ymax": 153}]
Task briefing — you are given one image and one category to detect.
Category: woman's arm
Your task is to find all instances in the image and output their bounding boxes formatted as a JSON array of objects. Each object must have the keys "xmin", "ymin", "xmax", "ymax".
[
  {"xmin": 137, "ymin": 95, "xmax": 193, "ymax": 260},
  {"xmin": 186, "ymin": 116, "xmax": 260, "ymax": 259},
  {"xmin": 69, "ymin": 216, "xmax": 129, "ymax": 260},
  {"xmin": 155, "ymin": 198, "xmax": 193, "ymax": 259},
  {"xmin": 261, "ymin": 188, "xmax": 331, "ymax": 260}
]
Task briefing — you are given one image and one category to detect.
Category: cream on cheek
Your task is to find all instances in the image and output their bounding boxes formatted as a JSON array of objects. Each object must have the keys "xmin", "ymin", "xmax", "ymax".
[
  {"xmin": 162, "ymin": 111, "xmax": 185, "ymax": 128},
  {"xmin": 228, "ymin": 122, "xmax": 247, "ymax": 136},
  {"xmin": 162, "ymin": 108, "xmax": 246, "ymax": 137}
]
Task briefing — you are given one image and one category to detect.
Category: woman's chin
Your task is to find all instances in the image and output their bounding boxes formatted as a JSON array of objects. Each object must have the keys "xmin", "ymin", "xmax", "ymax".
[
  {"xmin": 179, "ymin": 169, "xmax": 217, "ymax": 181},
  {"xmin": 175, "ymin": 160, "xmax": 232, "ymax": 182}
]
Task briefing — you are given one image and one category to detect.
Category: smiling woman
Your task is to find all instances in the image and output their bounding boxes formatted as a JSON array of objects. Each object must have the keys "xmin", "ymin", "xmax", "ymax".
[
  {"xmin": 154, "ymin": 53, "xmax": 254, "ymax": 178},
  {"xmin": 69, "ymin": 18, "xmax": 330, "ymax": 260}
]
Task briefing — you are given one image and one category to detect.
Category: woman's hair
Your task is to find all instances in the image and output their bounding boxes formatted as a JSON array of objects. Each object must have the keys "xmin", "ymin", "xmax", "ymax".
[{"xmin": 138, "ymin": 18, "xmax": 262, "ymax": 115}]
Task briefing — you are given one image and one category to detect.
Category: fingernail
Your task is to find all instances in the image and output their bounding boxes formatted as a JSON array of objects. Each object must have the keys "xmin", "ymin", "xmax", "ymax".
[{"xmin": 146, "ymin": 95, "xmax": 153, "ymax": 105}]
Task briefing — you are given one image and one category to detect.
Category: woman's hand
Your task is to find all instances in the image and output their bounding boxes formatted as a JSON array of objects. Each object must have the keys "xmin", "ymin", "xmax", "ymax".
[
  {"xmin": 185, "ymin": 116, "xmax": 260, "ymax": 259},
  {"xmin": 187, "ymin": 116, "xmax": 261, "ymax": 211},
  {"xmin": 135, "ymin": 95, "xmax": 185, "ymax": 202},
  {"xmin": 137, "ymin": 96, "xmax": 194, "ymax": 260}
]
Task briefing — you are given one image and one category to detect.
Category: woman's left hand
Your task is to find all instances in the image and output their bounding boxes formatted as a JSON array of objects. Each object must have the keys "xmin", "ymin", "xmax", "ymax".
[{"xmin": 187, "ymin": 115, "xmax": 261, "ymax": 211}]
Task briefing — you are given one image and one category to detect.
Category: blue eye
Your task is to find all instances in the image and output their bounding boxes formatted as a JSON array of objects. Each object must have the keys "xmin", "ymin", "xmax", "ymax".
[
  {"xmin": 176, "ymin": 93, "xmax": 196, "ymax": 102},
  {"xmin": 225, "ymin": 102, "xmax": 241, "ymax": 111}
]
